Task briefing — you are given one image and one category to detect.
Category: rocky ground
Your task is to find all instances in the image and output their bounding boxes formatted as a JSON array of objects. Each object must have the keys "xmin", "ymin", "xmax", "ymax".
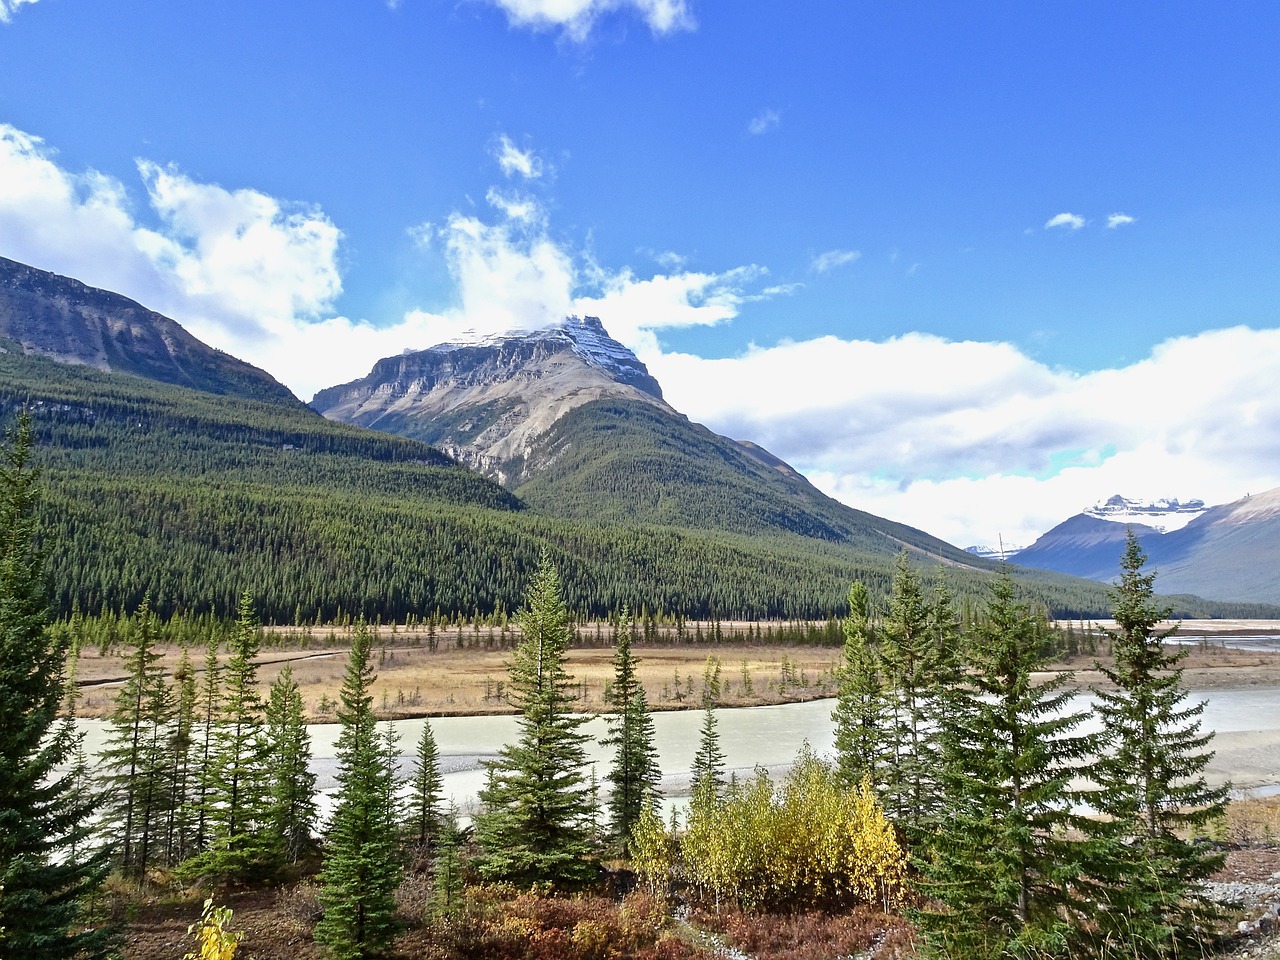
[{"xmin": 1211, "ymin": 846, "xmax": 1280, "ymax": 958}]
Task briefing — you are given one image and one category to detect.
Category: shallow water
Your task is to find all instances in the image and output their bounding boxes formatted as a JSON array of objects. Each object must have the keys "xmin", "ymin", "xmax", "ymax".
[{"xmin": 73, "ymin": 682, "xmax": 1280, "ymax": 823}]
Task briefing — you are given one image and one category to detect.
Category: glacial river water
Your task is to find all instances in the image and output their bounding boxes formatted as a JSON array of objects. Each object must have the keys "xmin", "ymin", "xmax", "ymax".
[{"xmin": 73, "ymin": 680, "xmax": 1280, "ymax": 822}]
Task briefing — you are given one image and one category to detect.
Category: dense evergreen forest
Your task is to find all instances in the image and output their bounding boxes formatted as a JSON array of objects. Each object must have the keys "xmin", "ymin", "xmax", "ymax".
[{"xmin": 6, "ymin": 345, "xmax": 1277, "ymax": 625}]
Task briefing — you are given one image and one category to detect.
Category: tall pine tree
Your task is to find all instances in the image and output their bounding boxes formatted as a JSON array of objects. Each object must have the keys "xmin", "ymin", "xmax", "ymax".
[
  {"xmin": 602, "ymin": 609, "xmax": 662, "ymax": 853},
  {"xmin": 182, "ymin": 592, "xmax": 274, "ymax": 880},
  {"xmin": 409, "ymin": 720, "xmax": 444, "ymax": 854},
  {"xmin": 1087, "ymin": 532, "xmax": 1227, "ymax": 957},
  {"xmin": 316, "ymin": 620, "xmax": 403, "ymax": 960},
  {"xmin": 474, "ymin": 556, "xmax": 595, "ymax": 886},
  {"xmin": 0, "ymin": 414, "xmax": 113, "ymax": 959},
  {"xmin": 265, "ymin": 665, "xmax": 317, "ymax": 864},
  {"xmin": 99, "ymin": 595, "xmax": 174, "ymax": 877},
  {"xmin": 831, "ymin": 581, "xmax": 888, "ymax": 788},
  {"xmin": 915, "ymin": 568, "xmax": 1096, "ymax": 959},
  {"xmin": 878, "ymin": 552, "xmax": 947, "ymax": 838}
]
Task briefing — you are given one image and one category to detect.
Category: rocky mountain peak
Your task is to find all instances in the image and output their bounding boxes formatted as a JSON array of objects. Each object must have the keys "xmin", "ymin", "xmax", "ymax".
[
  {"xmin": 311, "ymin": 316, "xmax": 671, "ymax": 484},
  {"xmin": 0, "ymin": 255, "xmax": 297, "ymax": 403}
]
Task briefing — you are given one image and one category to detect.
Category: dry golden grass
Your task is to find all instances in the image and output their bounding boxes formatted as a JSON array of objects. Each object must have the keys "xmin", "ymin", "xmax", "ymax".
[{"xmin": 72, "ymin": 622, "xmax": 843, "ymax": 720}]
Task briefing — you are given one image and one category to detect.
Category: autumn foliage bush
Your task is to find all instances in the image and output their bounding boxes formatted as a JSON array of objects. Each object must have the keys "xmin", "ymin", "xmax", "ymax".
[{"xmin": 677, "ymin": 746, "xmax": 907, "ymax": 912}]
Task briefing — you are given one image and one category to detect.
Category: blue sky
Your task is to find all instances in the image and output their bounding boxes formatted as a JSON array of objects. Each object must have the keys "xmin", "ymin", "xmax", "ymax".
[{"xmin": 3, "ymin": 0, "xmax": 1279, "ymax": 551}]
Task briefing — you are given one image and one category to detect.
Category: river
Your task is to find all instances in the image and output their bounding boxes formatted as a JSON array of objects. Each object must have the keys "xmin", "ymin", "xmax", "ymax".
[{"xmin": 73, "ymin": 683, "xmax": 1280, "ymax": 821}]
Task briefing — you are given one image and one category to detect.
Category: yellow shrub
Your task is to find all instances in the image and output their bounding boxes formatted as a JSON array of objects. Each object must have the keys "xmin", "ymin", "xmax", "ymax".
[
  {"xmin": 678, "ymin": 745, "xmax": 906, "ymax": 912},
  {"xmin": 184, "ymin": 898, "xmax": 250, "ymax": 960}
]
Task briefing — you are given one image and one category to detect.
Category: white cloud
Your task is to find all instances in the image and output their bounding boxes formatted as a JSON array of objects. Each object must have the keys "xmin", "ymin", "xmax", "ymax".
[
  {"xmin": 0, "ymin": 0, "xmax": 39, "ymax": 24},
  {"xmin": 648, "ymin": 326, "xmax": 1280, "ymax": 547},
  {"xmin": 0, "ymin": 123, "xmax": 363, "ymax": 396},
  {"xmin": 485, "ymin": 187, "xmax": 542, "ymax": 224},
  {"xmin": 1045, "ymin": 212, "xmax": 1086, "ymax": 230},
  {"xmin": 573, "ymin": 264, "xmax": 765, "ymax": 354},
  {"xmin": 136, "ymin": 160, "xmax": 343, "ymax": 332},
  {"xmin": 494, "ymin": 135, "xmax": 543, "ymax": 180},
  {"xmin": 747, "ymin": 108, "xmax": 781, "ymax": 136},
  {"xmin": 1107, "ymin": 212, "xmax": 1136, "ymax": 229},
  {"xmin": 483, "ymin": 0, "xmax": 694, "ymax": 42},
  {"xmin": 810, "ymin": 248, "xmax": 860, "ymax": 273}
]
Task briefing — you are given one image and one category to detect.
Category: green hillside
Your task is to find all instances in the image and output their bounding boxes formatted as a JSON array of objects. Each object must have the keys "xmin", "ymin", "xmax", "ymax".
[
  {"xmin": 515, "ymin": 398, "xmax": 980, "ymax": 562},
  {"xmin": 5, "ymin": 345, "xmax": 1270, "ymax": 624}
]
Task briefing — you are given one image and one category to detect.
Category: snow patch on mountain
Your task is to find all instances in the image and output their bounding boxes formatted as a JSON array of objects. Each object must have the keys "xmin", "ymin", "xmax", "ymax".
[
  {"xmin": 439, "ymin": 316, "xmax": 651, "ymax": 387},
  {"xmin": 965, "ymin": 543, "xmax": 1025, "ymax": 561},
  {"xmin": 1083, "ymin": 494, "xmax": 1208, "ymax": 533}
]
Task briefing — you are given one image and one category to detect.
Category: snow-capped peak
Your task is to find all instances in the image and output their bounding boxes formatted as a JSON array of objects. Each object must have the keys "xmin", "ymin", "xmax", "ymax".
[
  {"xmin": 1084, "ymin": 494, "xmax": 1207, "ymax": 533},
  {"xmin": 964, "ymin": 543, "xmax": 1025, "ymax": 561},
  {"xmin": 440, "ymin": 317, "xmax": 638, "ymax": 373},
  {"xmin": 434, "ymin": 316, "xmax": 663, "ymax": 399}
]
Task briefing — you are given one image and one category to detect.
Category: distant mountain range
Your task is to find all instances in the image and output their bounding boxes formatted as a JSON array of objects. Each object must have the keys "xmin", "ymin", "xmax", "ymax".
[
  {"xmin": 1012, "ymin": 492, "xmax": 1280, "ymax": 605},
  {"xmin": 4, "ymin": 254, "xmax": 1271, "ymax": 618}
]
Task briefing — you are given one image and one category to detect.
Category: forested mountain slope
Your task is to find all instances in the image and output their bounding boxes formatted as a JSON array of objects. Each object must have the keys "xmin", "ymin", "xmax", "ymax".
[{"xmin": 6, "ymin": 258, "xmax": 1268, "ymax": 622}]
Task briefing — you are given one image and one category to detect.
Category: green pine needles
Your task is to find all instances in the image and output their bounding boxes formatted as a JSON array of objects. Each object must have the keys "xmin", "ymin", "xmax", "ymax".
[
  {"xmin": 1086, "ymin": 532, "xmax": 1228, "ymax": 958},
  {"xmin": 315, "ymin": 620, "xmax": 403, "ymax": 959},
  {"xmin": 915, "ymin": 567, "xmax": 1097, "ymax": 959},
  {"xmin": 0, "ymin": 414, "xmax": 113, "ymax": 959},
  {"xmin": 474, "ymin": 555, "xmax": 597, "ymax": 887},
  {"xmin": 601, "ymin": 610, "xmax": 662, "ymax": 854}
]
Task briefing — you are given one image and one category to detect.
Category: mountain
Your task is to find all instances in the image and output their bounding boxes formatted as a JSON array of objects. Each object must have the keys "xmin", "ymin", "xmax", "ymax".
[
  {"xmin": 312, "ymin": 316, "xmax": 668, "ymax": 484},
  {"xmin": 1143, "ymin": 488, "xmax": 1280, "ymax": 603},
  {"xmin": 1015, "ymin": 491, "xmax": 1280, "ymax": 604},
  {"xmin": 7, "ymin": 258, "xmax": 1265, "ymax": 621},
  {"xmin": 313, "ymin": 317, "xmax": 986, "ymax": 561},
  {"xmin": 1082, "ymin": 494, "xmax": 1207, "ymax": 532},
  {"xmin": 0, "ymin": 255, "xmax": 298, "ymax": 404}
]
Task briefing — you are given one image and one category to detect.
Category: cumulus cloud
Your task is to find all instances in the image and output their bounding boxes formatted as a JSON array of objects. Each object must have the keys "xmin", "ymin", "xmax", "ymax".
[
  {"xmin": 573, "ymin": 264, "xmax": 765, "ymax": 354},
  {"xmin": 810, "ymin": 248, "xmax": 860, "ymax": 273},
  {"xmin": 0, "ymin": 123, "xmax": 374, "ymax": 395},
  {"xmin": 482, "ymin": 0, "xmax": 694, "ymax": 42},
  {"xmin": 648, "ymin": 326, "xmax": 1280, "ymax": 547},
  {"xmin": 494, "ymin": 135, "xmax": 543, "ymax": 180},
  {"xmin": 747, "ymin": 108, "xmax": 781, "ymax": 136},
  {"xmin": 1107, "ymin": 212, "xmax": 1136, "ymax": 229},
  {"xmin": 0, "ymin": 0, "xmax": 39, "ymax": 24},
  {"xmin": 1045, "ymin": 212, "xmax": 1086, "ymax": 230}
]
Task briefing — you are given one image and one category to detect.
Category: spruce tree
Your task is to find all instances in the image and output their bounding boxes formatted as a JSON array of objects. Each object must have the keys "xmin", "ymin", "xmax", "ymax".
[
  {"xmin": 878, "ymin": 552, "xmax": 947, "ymax": 838},
  {"xmin": 166, "ymin": 646, "xmax": 198, "ymax": 864},
  {"xmin": 191, "ymin": 630, "xmax": 223, "ymax": 852},
  {"xmin": 183, "ymin": 592, "xmax": 274, "ymax": 880},
  {"xmin": 265, "ymin": 665, "xmax": 317, "ymax": 863},
  {"xmin": 409, "ymin": 720, "xmax": 443, "ymax": 853},
  {"xmin": 99, "ymin": 595, "xmax": 174, "ymax": 877},
  {"xmin": 601, "ymin": 610, "xmax": 662, "ymax": 853},
  {"xmin": 474, "ymin": 556, "xmax": 595, "ymax": 886},
  {"xmin": 915, "ymin": 568, "xmax": 1096, "ymax": 959},
  {"xmin": 1087, "ymin": 532, "xmax": 1227, "ymax": 957},
  {"xmin": 316, "ymin": 620, "xmax": 403, "ymax": 959},
  {"xmin": 831, "ymin": 581, "xmax": 888, "ymax": 788},
  {"xmin": 689, "ymin": 697, "xmax": 726, "ymax": 801},
  {"xmin": 0, "ymin": 414, "xmax": 113, "ymax": 959}
]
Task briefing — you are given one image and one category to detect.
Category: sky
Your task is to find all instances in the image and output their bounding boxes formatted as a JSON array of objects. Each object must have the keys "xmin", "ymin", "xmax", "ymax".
[{"xmin": 2, "ymin": 1, "xmax": 1280, "ymax": 551}]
